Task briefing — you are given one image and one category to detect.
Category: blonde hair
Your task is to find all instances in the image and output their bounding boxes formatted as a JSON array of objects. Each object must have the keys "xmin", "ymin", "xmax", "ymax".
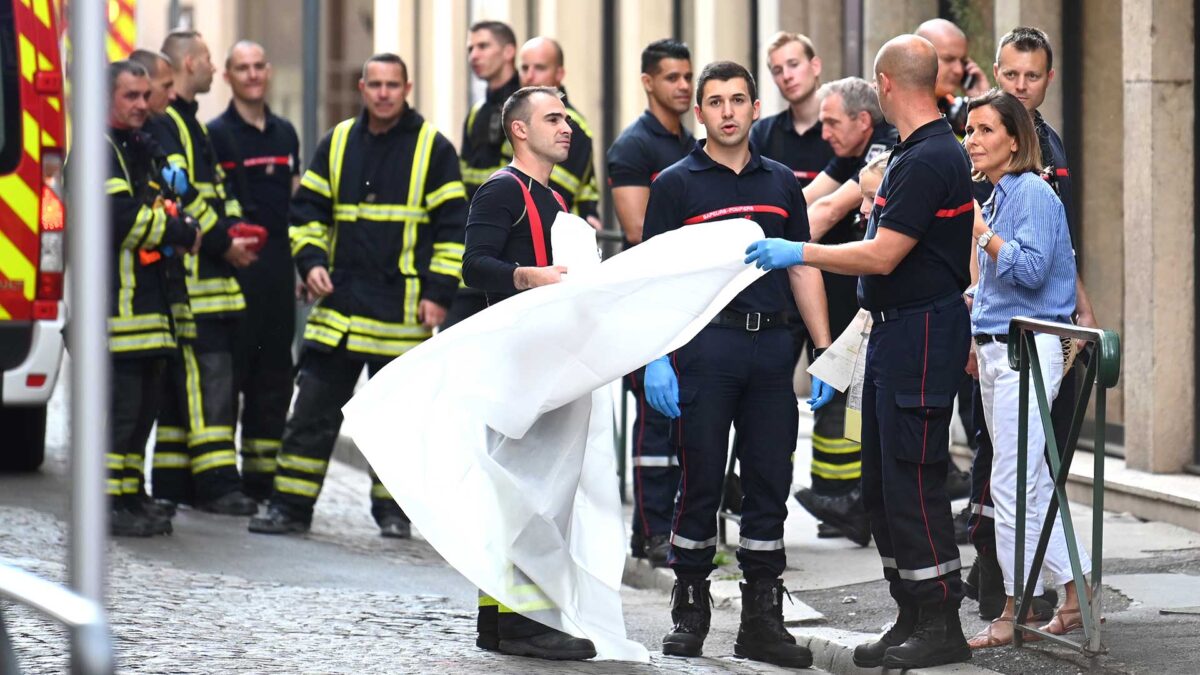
[
  {"xmin": 859, "ymin": 151, "xmax": 890, "ymax": 180},
  {"xmin": 766, "ymin": 32, "xmax": 816, "ymax": 60}
]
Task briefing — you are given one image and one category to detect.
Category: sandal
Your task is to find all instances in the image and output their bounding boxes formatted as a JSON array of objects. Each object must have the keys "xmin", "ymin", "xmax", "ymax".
[
  {"xmin": 968, "ymin": 617, "xmax": 1046, "ymax": 649},
  {"xmin": 1040, "ymin": 608, "xmax": 1105, "ymax": 635}
]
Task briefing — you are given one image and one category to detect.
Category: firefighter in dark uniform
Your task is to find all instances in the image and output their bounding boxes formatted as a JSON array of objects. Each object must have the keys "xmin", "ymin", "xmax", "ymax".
[
  {"xmin": 645, "ymin": 61, "xmax": 832, "ymax": 669},
  {"xmin": 784, "ymin": 77, "xmax": 898, "ymax": 545},
  {"xmin": 208, "ymin": 40, "xmax": 302, "ymax": 501},
  {"xmin": 248, "ymin": 53, "xmax": 467, "ymax": 538},
  {"xmin": 145, "ymin": 30, "xmax": 260, "ymax": 516},
  {"xmin": 605, "ymin": 39, "xmax": 695, "ymax": 567},
  {"xmin": 443, "ymin": 20, "xmax": 522, "ymax": 329},
  {"xmin": 747, "ymin": 35, "xmax": 974, "ymax": 669},
  {"xmin": 104, "ymin": 60, "xmax": 199, "ymax": 536},
  {"xmin": 462, "ymin": 85, "xmax": 598, "ymax": 662},
  {"xmin": 962, "ymin": 26, "xmax": 1099, "ymax": 621},
  {"xmin": 517, "ymin": 37, "xmax": 601, "ymax": 226}
]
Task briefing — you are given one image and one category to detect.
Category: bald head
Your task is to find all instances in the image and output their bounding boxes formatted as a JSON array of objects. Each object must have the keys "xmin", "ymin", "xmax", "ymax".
[
  {"xmin": 915, "ymin": 18, "xmax": 969, "ymax": 98},
  {"xmin": 875, "ymin": 34, "xmax": 938, "ymax": 92},
  {"xmin": 915, "ymin": 18, "xmax": 966, "ymax": 43},
  {"xmin": 518, "ymin": 36, "xmax": 566, "ymax": 88}
]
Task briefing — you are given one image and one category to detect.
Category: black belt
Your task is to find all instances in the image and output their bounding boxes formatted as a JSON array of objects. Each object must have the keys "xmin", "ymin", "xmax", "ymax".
[
  {"xmin": 869, "ymin": 292, "xmax": 964, "ymax": 324},
  {"xmin": 709, "ymin": 309, "xmax": 785, "ymax": 332},
  {"xmin": 973, "ymin": 334, "xmax": 1009, "ymax": 345}
]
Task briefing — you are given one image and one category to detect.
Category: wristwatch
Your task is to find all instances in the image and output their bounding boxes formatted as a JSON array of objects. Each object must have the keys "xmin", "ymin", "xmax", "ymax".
[{"xmin": 977, "ymin": 229, "xmax": 996, "ymax": 249}]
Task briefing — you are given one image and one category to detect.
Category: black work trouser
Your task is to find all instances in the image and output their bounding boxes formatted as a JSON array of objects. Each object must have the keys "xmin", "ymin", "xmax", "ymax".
[
  {"xmin": 234, "ymin": 242, "xmax": 296, "ymax": 495},
  {"xmin": 668, "ymin": 325, "xmax": 797, "ymax": 581},
  {"xmin": 441, "ymin": 288, "xmax": 488, "ymax": 331},
  {"xmin": 626, "ymin": 370, "xmax": 679, "ymax": 542},
  {"xmin": 861, "ymin": 301, "xmax": 969, "ymax": 607},
  {"xmin": 269, "ymin": 346, "xmax": 405, "ymax": 525},
  {"xmin": 109, "ymin": 357, "xmax": 166, "ymax": 500}
]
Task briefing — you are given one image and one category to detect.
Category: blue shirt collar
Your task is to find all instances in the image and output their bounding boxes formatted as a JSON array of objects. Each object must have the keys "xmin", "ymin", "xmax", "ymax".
[{"xmin": 683, "ymin": 139, "xmax": 766, "ymax": 173}]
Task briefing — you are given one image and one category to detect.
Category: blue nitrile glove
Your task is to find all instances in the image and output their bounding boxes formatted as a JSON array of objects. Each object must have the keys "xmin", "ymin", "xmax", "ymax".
[
  {"xmin": 809, "ymin": 376, "xmax": 835, "ymax": 411},
  {"xmin": 744, "ymin": 239, "xmax": 805, "ymax": 270},
  {"xmin": 161, "ymin": 163, "xmax": 189, "ymax": 196},
  {"xmin": 644, "ymin": 356, "xmax": 680, "ymax": 419}
]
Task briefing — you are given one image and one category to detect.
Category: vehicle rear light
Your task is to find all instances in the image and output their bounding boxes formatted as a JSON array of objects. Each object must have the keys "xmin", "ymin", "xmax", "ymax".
[
  {"xmin": 26, "ymin": 374, "xmax": 47, "ymax": 388},
  {"xmin": 37, "ymin": 151, "xmax": 65, "ymax": 312},
  {"xmin": 32, "ymin": 300, "xmax": 57, "ymax": 320}
]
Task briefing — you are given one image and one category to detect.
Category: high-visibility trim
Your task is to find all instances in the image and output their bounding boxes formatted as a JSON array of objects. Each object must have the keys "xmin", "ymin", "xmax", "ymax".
[
  {"xmin": 969, "ymin": 502, "xmax": 995, "ymax": 519},
  {"xmin": 682, "ymin": 204, "xmax": 789, "ymax": 225},
  {"xmin": 165, "ymin": 107, "xmax": 197, "ymax": 182},
  {"xmin": 300, "ymin": 170, "xmax": 332, "ymax": 199},
  {"xmin": 549, "ymin": 165, "xmax": 582, "ymax": 195},
  {"xmin": 425, "ymin": 180, "xmax": 467, "ymax": 210},
  {"xmin": 109, "ymin": 332, "xmax": 176, "ymax": 353},
  {"xmin": 565, "ymin": 107, "xmax": 594, "ymax": 138},
  {"xmin": 191, "ymin": 450, "xmax": 238, "ymax": 474},
  {"xmin": 671, "ymin": 532, "xmax": 718, "ymax": 549},
  {"xmin": 117, "ymin": 251, "xmax": 135, "ymax": 317},
  {"xmin": 106, "ymin": 453, "xmax": 125, "ymax": 471},
  {"xmin": 934, "ymin": 202, "xmax": 973, "ymax": 218},
  {"xmin": 631, "ymin": 455, "xmax": 680, "ymax": 467},
  {"xmin": 124, "ymin": 454, "xmax": 145, "ymax": 471},
  {"xmin": 810, "ymin": 459, "xmax": 862, "ymax": 480},
  {"xmin": 430, "ymin": 241, "xmax": 464, "ymax": 280},
  {"xmin": 290, "ymin": 221, "xmax": 331, "ymax": 256},
  {"xmin": 152, "ymin": 452, "xmax": 191, "ymax": 469},
  {"xmin": 121, "ymin": 478, "xmax": 141, "ymax": 495},
  {"xmin": 181, "ymin": 345, "xmax": 205, "ymax": 434},
  {"xmin": 106, "ymin": 177, "xmax": 131, "ymax": 195},
  {"xmin": 812, "ymin": 436, "xmax": 862, "ymax": 454},
  {"xmin": 505, "ymin": 583, "xmax": 556, "ymax": 612},
  {"xmin": 188, "ymin": 294, "xmax": 247, "ymax": 315},
  {"xmin": 370, "ymin": 483, "xmax": 392, "ymax": 500},
  {"xmin": 403, "ymin": 278, "xmax": 420, "ymax": 325},
  {"xmin": 188, "ymin": 426, "xmax": 235, "ymax": 448},
  {"xmin": 277, "ymin": 454, "xmax": 329, "ymax": 475},
  {"xmin": 309, "ymin": 306, "xmax": 351, "ymax": 331},
  {"xmin": 243, "ymin": 458, "xmax": 277, "ymax": 474},
  {"xmin": 106, "ymin": 478, "xmax": 124, "ymax": 496},
  {"xmin": 187, "ymin": 276, "xmax": 242, "ymax": 296},
  {"xmin": 225, "ymin": 198, "xmax": 244, "ymax": 218},
  {"xmin": 461, "ymin": 163, "xmax": 506, "ymax": 187},
  {"xmin": 477, "ymin": 595, "xmax": 499, "ymax": 608},
  {"xmin": 344, "ymin": 334, "xmax": 423, "ymax": 357},
  {"xmin": 407, "ymin": 122, "xmax": 437, "ymax": 206},
  {"xmin": 242, "ymin": 438, "xmax": 282, "ymax": 453},
  {"xmin": 274, "ymin": 475, "xmax": 321, "ymax": 499},
  {"xmin": 328, "ymin": 118, "xmax": 357, "ymax": 199},
  {"xmin": 155, "ymin": 426, "xmax": 188, "ymax": 444},
  {"xmin": 739, "ymin": 536, "xmax": 785, "ymax": 551},
  {"xmin": 194, "ymin": 182, "xmax": 218, "ymax": 200},
  {"xmin": 351, "ymin": 315, "xmax": 432, "ymax": 340},
  {"xmin": 333, "ymin": 203, "xmax": 431, "ymax": 223},
  {"xmin": 303, "ymin": 323, "xmax": 344, "ymax": 348},
  {"xmin": 895, "ymin": 558, "xmax": 962, "ymax": 582},
  {"xmin": 466, "ymin": 101, "xmax": 484, "ymax": 134},
  {"xmin": 108, "ymin": 314, "xmax": 171, "ymax": 334}
]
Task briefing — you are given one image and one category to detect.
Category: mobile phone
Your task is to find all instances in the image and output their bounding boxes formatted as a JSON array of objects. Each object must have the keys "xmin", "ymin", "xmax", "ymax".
[{"xmin": 962, "ymin": 70, "xmax": 977, "ymax": 91}]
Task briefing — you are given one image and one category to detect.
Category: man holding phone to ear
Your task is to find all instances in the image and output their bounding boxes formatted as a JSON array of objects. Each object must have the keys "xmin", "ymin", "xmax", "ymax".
[{"xmin": 916, "ymin": 19, "xmax": 991, "ymax": 137}]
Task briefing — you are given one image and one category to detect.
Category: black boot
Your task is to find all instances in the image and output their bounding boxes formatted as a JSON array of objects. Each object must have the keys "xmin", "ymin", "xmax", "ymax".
[
  {"xmin": 975, "ymin": 545, "xmax": 1005, "ymax": 620},
  {"xmin": 197, "ymin": 489, "xmax": 259, "ymax": 516},
  {"xmin": 954, "ymin": 505, "xmax": 972, "ymax": 544},
  {"xmin": 248, "ymin": 504, "xmax": 311, "ymax": 535},
  {"xmin": 645, "ymin": 534, "xmax": 670, "ymax": 568},
  {"xmin": 816, "ymin": 522, "xmax": 845, "ymax": 539},
  {"xmin": 476, "ymin": 603, "xmax": 499, "ymax": 651},
  {"xmin": 125, "ymin": 495, "xmax": 173, "ymax": 535},
  {"xmin": 497, "ymin": 613, "xmax": 596, "ymax": 661},
  {"xmin": 662, "ymin": 578, "xmax": 711, "ymax": 657},
  {"xmin": 733, "ymin": 579, "xmax": 813, "ymax": 669},
  {"xmin": 882, "ymin": 603, "xmax": 971, "ymax": 670},
  {"xmin": 964, "ymin": 558, "xmax": 980, "ymax": 600},
  {"xmin": 852, "ymin": 601, "xmax": 917, "ymax": 668},
  {"xmin": 946, "ymin": 463, "xmax": 972, "ymax": 500},
  {"xmin": 793, "ymin": 486, "xmax": 871, "ymax": 546},
  {"xmin": 109, "ymin": 505, "xmax": 154, "ymax": 537}
]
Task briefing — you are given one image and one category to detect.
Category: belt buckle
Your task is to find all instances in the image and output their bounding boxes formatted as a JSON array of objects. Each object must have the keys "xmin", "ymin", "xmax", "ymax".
[{"xmin": 746, "ymin": 312, "xmax": 761, "ymax": 332}]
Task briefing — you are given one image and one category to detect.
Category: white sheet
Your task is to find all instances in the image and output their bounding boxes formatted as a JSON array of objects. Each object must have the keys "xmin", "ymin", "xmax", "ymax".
[{"xmin": 341, "ymin": 214, "xmax": 766, "ymax": 661}]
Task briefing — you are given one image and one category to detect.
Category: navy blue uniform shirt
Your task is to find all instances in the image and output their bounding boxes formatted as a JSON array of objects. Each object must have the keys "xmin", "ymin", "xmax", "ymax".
[
  {"xmin": 822, "ymin": 121, "xmax": 898, "ymax": 184},
  {"xmin": 858, "ymin": 118, "xmax": 973, "ymax": 311},
  {"xmin": 749, "ymin": 109, "xmax": 833, "ymax": 187},
  {"xmin": 643, "ymin": 142, "xmax": 810, "ymax": 316},
  {"xmin": 607, "ymin": 110, "xmax": 696, "ymax": 189},
  {"xmin": 208, "ymin": 103, "xmax": 301, "ymax": 238}
]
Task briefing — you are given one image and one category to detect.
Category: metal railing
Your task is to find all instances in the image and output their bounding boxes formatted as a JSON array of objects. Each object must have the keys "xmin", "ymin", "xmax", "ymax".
[
  {"xmin": 0, "ymin": 565, "xmax": 112, "ymax": 674},
  {"xmin": 1008, "ymin": 317, "xmax": 1121, "ymax": 656}
]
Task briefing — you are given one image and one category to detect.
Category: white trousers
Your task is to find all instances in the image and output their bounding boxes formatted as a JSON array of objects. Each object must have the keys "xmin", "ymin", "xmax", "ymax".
[{"xmin": 977, "ymin": 334, "xmax": 1092, "ymax": 596}]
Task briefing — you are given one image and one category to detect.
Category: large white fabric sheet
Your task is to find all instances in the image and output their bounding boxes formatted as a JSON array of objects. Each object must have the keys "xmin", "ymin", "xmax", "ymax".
[{"xmin": 341, "ymin": 215, "xmax": 765, "ymax": 661}]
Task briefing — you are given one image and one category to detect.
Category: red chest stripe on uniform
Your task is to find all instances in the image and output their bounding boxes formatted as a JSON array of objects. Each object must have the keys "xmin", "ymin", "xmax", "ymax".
[
  {"xmin": 934, "ymin": 202, "xmax": 973, "ymax": 218},
  {"xmin": 650, "ymin": 171, "xmax": 661, "ymax": 182},
  {"xmin": 220, "ymin": 156, "xmax": 291, "ymax": 170},
  {"xmin": 874, "ymin": 195, "xmax": 887, "ymax": 207},
  {"xmin": 794, "ymin": 170, "xmax": 819, "ymax": 180},
  {"xmin": 1056, "ymin": 168, "xmax": 1069, "ymax": 177},
  {"xmin": 682, "ymin": 204, "xmax": 789, "ymax": 225}
]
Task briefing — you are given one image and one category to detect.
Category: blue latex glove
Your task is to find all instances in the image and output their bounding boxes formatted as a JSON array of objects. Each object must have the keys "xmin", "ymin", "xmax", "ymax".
[
  {"xmin": 644, "ymin": 356, "xmax": 680, "ymax": 419},
  {"xmin": 160, "ymin": 163, "xmax": 189, "ymax": 196},
  {"xmin": 808, "ymin": 375, "xmax": 835, "ymax": 411},
  {"xmin": 744, "ymin": 238, "xmax": 805, "ymax": 270}
]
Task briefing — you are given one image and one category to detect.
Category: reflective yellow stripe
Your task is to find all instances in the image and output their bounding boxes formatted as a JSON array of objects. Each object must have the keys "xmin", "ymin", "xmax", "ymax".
[
  {"xmin": 121, "ymin": 478, "xmax": 141, "ymax": 495},
  {"xmin": 430, "ymin": 242, "xmax": 464, "ymax": 280},
  {"xmin": 181, "ymin": 344, "xmax": 205, "ymax": 433},
  {"xmin": 350, "ymin": 315, "xmax": 431, "ymax": 340},
  {"xmin": 107, "ymin": 478, "xmax": 124, "ymax": 496},
  {"xmin": 106, "ymin": 177, "xmax": 131, "ymax": 194},
  {"xmin": 303, "ymin": 323, "xmax": 343, "ymax": 348},
  {"xmin": 106, "ymin": 453, "xmax": 125, "ymax": 471},
  {"xmin": 124, "ymin": 455, "xmax": 144, "ymax": 471},
  {"xmin": 290, "ymin": 221, "xmax": 331, "ymax": 256},
  {"xmin": 478, "ymin": 595, "xmax": 499, "ymax": 608},
  {"xmin": 425, "ymin": 181, "xmax": 466, "ymax": 210},
  {"xmin": 300, "ymin": 170, "xmax": 332, "ymax": 199},
  {"xmin": 152, "ymin": 452, "xmax": 191, "ymax": 469},
  {"xmin": 274, "ymin": 475, "xmax": 321, "ymax": 499},
  {"xmin": 370, "ymin": 483, "xmax": 392, "ymax": 500},
  {"xmin": 810, "ymin": 460, "xmax": 862, "ymax": 480},
  {"xmin": 188, "ymin": 426, "xmax": 235, "ymax": 447},
  {"xmin": 333, "ymin": 203, "xmax": 430, "ymax": 222},
  {"xmin": 194, "ymin": 183, "xmax": 218, "ymax": 200},
  {"xmin": 466, "ymin": 100, "xmax": 483, "ymax": 135},
  {"xmin": 403, "ymin": 278, "xmax": 419, "ymax": 325},
  {"xmin": 187, "ymin": 276, "xmax": 242, "ymax": 296},
  {"xmin": 549, "ymin": 165, "xmax": 582, "ymax": 194},
  {"xmin": 309, "ymin": 306, "xmax": 351, "ymax": 331},
  {"xmin": 461, "ymin": 163, "xmax": 504, "ymax": 187},
  {"xmin": 328, "ymin": 118, "xmax": 357, "ymax": 199},
  {"xmin": 109, "ymin": 332, "xmax": 176, "ymax": 353},
  {"xmin": 165, "ymin": 107, "xmax": 196, "ymax": 183},
  {"xmin": 156, "ymin": 426, "xmax": 188, "ymax": 444},
  {"xmin": 108, "ymin": 314, "xmax": 171, "ymax": 334},
  {"xmin": 812, "ymin": 436, "xmax": 863, "ymax": 454},
  {"xmin": 242, "ymin": 438, "xmax": 282, "ymax": 453},
  {"xmin": 506, "ymin": 583, "xmax": 556, "ymax": 612},
  {"xmin": 565, "ymin": 107, "xmax": 594, "ymax": 138},
  {"xmin": 117, "ymin": 250, "xmax": 135, "ymax": 317},
  {"xmin": 345, "ymin": 334, "xmax": 424, "ymax": 357},
  {"xmin": 244, "ymin": 457, "xmax": 277, "ymax": 474},
  {"xmin": 225, "ymin": 198, "xmax": 243, "ymax": 218},
  {"xmin": 191, "ymin": 450, "xmax": 238, "ymax": 474},
  {"xmin": 189, "ymin": 294, "xmax": 247, "ymax": 315},
  {"xmin": 277, "ymin": 454, "xmax": 329, "ymax": 475}
]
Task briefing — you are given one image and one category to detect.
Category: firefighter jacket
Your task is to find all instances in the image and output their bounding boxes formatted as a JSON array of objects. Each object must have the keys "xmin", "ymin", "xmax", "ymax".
[
  {"xmin": 145, "ymin": 97, "xmax": 246, "ymax": 318},
  {"xmin": 460, "ymin": 73, "xmax": 519, "ymax": 197},
  {"xmin": 105, "ymin": 127, "xmax": 197, "ymax": 357},
  {"xmin": 552, "ymin": 92, "xmax": 600, "ymax": 221},
  {"xmin": 291, "ymin": 107, "xmax": 467, "ymax": 360}
]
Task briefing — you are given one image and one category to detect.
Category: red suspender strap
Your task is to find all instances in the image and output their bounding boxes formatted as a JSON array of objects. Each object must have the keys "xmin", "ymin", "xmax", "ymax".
[{"xmin": 489, "ymin": 169, "xmax": 564, "ymax": 267}]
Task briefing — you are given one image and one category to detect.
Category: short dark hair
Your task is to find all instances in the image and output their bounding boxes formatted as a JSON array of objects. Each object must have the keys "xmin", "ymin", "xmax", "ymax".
[
  {"xmin": 362, "ymin": 52, "xmax": 408, "ymax": 83},
  {"xmin": 641, "ymin": 38, "xmax": 690, "ymax": 75},
  {"xmin": 109, "ymin": 59, "xmax": 148, "ymax": 94},
  {"xmin": 997, "ymin": 26, "xmax": 1054, "ymax": 72},
  {"xmin": 161, "ymin": 29, "xmax": 202, "ymax": 71},
  {"xmin": 967, "ymin": 89, "xmax": 1042, "ymax": 179},
  {"xmin": 695, "ymin": 60, "xmax": 756, "ymax": 105},
  {"xmin": 470, "ymin": 20, "xmax": 517, "ymax": 48},
  {"xmin": 501, "ymin": 86, "xmax": 561, "ymax": 143},
  {"xmin": 129, "ymin": 48, "xmax": 171, "ymax": 74}
]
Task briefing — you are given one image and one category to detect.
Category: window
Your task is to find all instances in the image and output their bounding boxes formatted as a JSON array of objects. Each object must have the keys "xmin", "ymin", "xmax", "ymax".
[{"xmin": 0, "ymin": 1, "xmax": 22, "ymax": 174}]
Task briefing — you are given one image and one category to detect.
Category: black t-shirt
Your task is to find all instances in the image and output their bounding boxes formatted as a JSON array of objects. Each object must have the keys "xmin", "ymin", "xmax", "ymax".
[
  {"xmin": 1033, "ymin": 112, "xmax": 1078, "ymax": 249},
  {"xmin": 749, "ymin": 109, "xmax": 833, "ymax": 187},
  {"xmin": 643, "ymin": 143, "xmax": 810, "ymax": 315},
  {"xmin": 821, "ymin": 121, "xmax": 898, "ymax": 184},
  {"xmin": 462, "ymin": 166, "xmax": 565, "ymax": 301},
  {"xmin": 607, "ymin": 110, "xmax": 695, "ymax": 189},
  {"xmin": 208, "ymin": 104, "xmax": 301, "ymax": 239},
  {"xmin": 858, "ymin": 118, "xmax": 973, "ymax": 311}
]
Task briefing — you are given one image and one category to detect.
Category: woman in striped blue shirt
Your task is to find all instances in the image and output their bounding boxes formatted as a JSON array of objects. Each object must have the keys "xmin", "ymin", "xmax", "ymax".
[{"xmin": 961, "ymin": 90, "xmax": 1088, "ymax": 649}]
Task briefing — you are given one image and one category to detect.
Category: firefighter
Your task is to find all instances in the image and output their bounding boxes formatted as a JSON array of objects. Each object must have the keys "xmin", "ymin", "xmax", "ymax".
[
  {"xmin": 208, "ymin": 40, "xmax": 302, "ymax": 501},
  {"xmin": 144, "ymin": 30, "xmax": 260, "ymax": 516},
  {"xmin": 915, "ymin": 18, "xmax": 991, "ymax": 138},
  {"xmin": 443, "ymin": 20, "xmax": 522, "ymax": 328},
  {"xmin": 461, "ymin": 86, "xmax": 597, "ymax": 661},
  {"xmin": 104, "ymin": 60, "xmax": 200, "ymax": 536},
  {"xmin": 516, "ymin": 37, "xmax": 601, "ymax": 229},
  {"xmin": 248, "ymin": 53, "xmax": 467, "ymax": 538}
]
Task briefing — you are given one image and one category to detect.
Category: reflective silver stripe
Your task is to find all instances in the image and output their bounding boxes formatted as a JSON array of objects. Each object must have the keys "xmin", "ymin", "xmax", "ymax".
[
  {"xmin": 896, "ymin": 558, "xmax": 963, "ymax": 582},
  {"xmin": 738, "ymin": 537, "xmax": 784, "ymax": 551},
  {"xmin": 969, "ymin": 502, "xmax": 995, "ymax": 518},
  {"xmin": 631, "ymin": 455, "xmax": 680, "ymax": 467},
  {"xmin": 880, "ymin": 556, "xmax": 898, "ymax": 568},
  {"xmin": 671, "ymin": 533, "xmax": 718, "ymax": 549}
]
